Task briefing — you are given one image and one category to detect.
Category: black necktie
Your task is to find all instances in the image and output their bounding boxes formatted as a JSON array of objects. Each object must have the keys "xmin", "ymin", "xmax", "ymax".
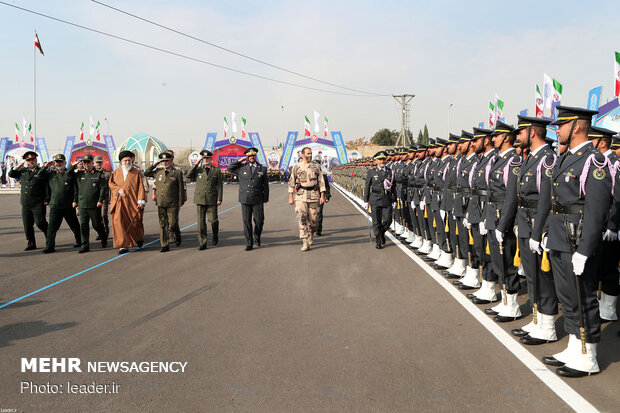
[{"xmin": 560, "ymin": 151, "xmax": 572, "ymax": 167}]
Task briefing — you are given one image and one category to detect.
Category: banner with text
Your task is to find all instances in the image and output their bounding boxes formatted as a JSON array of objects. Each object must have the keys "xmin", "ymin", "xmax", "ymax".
[
  {"xmin": 587, "ymin": 86, "xmax": 602, "ymax": 121},
  {"xmin": 63, "ymin": 136, "xmax": 76, "ymax": 161},
  {"xmin": 103, "ymin": 135, "xmax": 117, "ymax": 170},
  {"xmin": 0, "ymin": 137, "xmax": 8, "ymax": 163},
  {"xmin": 204, "ymin": 133, "xmax": 217, "ymax": 152},
  {"xmin": 248, "ymin": 132, "xmax": 267, "ymax": 166},
  {"xmin": 35, "ymin": 137, "xmax": 49, "ymax": 162},
  {"xmin": 279, "ymin": 131, "xmax": 298, "ymax": 169},
  {"xmin": 330, "ymin": 131, "xmax": 348, "ymax": 165}
]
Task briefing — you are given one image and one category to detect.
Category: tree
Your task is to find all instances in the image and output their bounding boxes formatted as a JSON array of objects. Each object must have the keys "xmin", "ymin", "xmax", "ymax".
[
  {"xmin": 417, "ymin": 130, "xmax": 424, "ymax": 144},
  {"xmin": 346, "ymin": 137, "xmax": 368, "ymax": 147},
  {"xmin": 370, "ymin": 128, "xmax": 397, "ymax": 146},
  {"xmin": 423, "ymin": 124, "xmax": 429, "ymax": 144}
]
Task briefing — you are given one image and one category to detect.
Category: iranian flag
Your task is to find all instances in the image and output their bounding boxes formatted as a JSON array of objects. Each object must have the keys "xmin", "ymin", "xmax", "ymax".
[
  {"xmin": 552, "ymin": 78, "xmax": 562, "ymax": 104},
  {"xmin": 95, "ymin": 121, "xmax": 101, "ymax": 140},
  {"xmin": 615, "ymin": 51, "xmax": 620, "ymax": 97},
  {"xmin": 28, "ymin": 123, "xmax": 33, "ymax": 142},
  {"xmin": 488, "ymin": 102, "xmax": 495, "ymax": 128},
  {"xmin": 323, "ymin": 115, "xmax": 328, "ymax": 138},
  {"xmin": 241, "ymin": 117, "xmax": 247, "ymax": 138},
  {"xmin": 495, "ymin": 94, "xmax": 504, "ymax": 121},
  {"xmin": 34, "ymin": 31, "xmax": 44, "ymax": 56},
  {"xmin": 535, "ymin": 85, "xmax": 544, "ymax": 118},
  {"xmin": 79, "ymin": 121, "xmax": 84, "ymax": 141},
  {"xmin": 14, "ymin": 122, "xmax": 20, "ymax": 142},
  {"xmin": 223, "ymin": 117, "xmax": 229, "ymax": 138},
  {"xmin": 304, "ymin": 116, "xmax": 311, "ymax": 137}
]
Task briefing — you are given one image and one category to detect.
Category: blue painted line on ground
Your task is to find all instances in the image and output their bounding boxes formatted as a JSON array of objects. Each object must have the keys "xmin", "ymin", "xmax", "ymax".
[{"xmin": 0, "ymin": 203, "xmax": 241, "ymax": 309}]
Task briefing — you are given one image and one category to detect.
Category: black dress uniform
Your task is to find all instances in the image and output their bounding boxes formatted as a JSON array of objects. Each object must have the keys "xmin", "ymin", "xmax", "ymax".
[
  {"xmin": 406, "ymin": 151, "xmax": 422, "ymax": 241},
  {"xmin": 8, "ymin": 151, "xmax": 49, "ymax": 250},
  {"xmin": 429, "ymin": 139, "xmax": 451, "ymax": 259},
  {"xmin": 440, "ymin": 134, "xmax": 462, "ymax": 265},
  {"xmin": 316, "ymin": 164, "xmax": 331, "ymax": 236},
  {"xmin": 512, "ymin": 116, "xmax": 559, "ymax": 343},
  {"xmin": 543, "ymin": 106, "xmax": 613, "ymax": 377},
  {"xmin": 37, "ymin": 154, "xmax": 81, "ymax": 252},
  {"xmin": 75, "ymin": 154, "xmax": 109, "ymax": 252},
  {"xmin": 228, "ymin": 147, "xmax": 269, "ymax": 250},
  {"xmin": 364, "ymin": 151, "xmax": 395, "ymax": 248},
  {"xmin": 413, "ymin": 148, "xmax": 433, "ymax": 247}
]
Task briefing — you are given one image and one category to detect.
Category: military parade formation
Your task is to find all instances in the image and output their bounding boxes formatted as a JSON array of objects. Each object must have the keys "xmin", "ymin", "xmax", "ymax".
[{"xmin": 332, "ymin": 105, "xmax": 620, "ymax": 379}]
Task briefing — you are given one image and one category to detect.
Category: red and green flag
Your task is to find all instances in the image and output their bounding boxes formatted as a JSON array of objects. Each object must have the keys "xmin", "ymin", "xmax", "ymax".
[
  {"xmin": 14, "ymin": 122, "xmax": 20, "ymax": 142},
  {"xmin": 34, "ymin": 31, "xmax": 44, "ymax": 55},
  {"xmin": 304, "ymin": 116, "xmax": 311, "ymax": 137},
  {"xmin": 241, "ymin": 117, "xmax": 247, "ymax": 138},
  {"xmin": 615, "ymin": 51, "xmax": 620, "ymax": 97},
  {"xmin": 535, "ymin": 85, "xmax": 544, "ymax": 118},
  {"xmin": 79, "ymin": 121, "xmax": 84, "ymax": 141}
]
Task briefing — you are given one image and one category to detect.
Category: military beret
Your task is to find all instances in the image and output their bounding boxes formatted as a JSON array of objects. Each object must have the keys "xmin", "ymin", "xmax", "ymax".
[
  {"xmin": 82, "ymin": 154, "xmax": 94, "ymax": 162},
  {"xmin": 373, "ymin": 151, "xmax": 387, "ymax": 159},
  {"xmin": 94, "ymin": 155, "xmax": 103, "ymax": 162},
  {"xmin": 158, "ymin": 152, "xmax": 173, "ymax": 160},
  {"xmin": 23, "ymin": 151, "xmax": 38, "ymax": 160},
  {"xmin": 118, "ymin": 150, "xmax": 135, "ymax": 161},
  {"xmin": 588, "ymin": 126, "xmax": 617, "ymax": 140},
  {"xmin": 53, "ymin": 154, "xmax": 66, "ymax": 161},
  {"xmin": 515, "ymin": 115, "xmax": 551, "ymax": 131},
  {"xmin": 491, "ymin": 121, "xmax": 515, "ymax": 136},
  {"xmin": 550, "ymin": 105, "xmax": 598, "ymax": 126},
  {"xmin": 200, "ymin": 149, "xmax": 213, "ymax": 157},
  {"xmin": 245, "ymin": 147, "xmax": 259, "ymax": 156}
]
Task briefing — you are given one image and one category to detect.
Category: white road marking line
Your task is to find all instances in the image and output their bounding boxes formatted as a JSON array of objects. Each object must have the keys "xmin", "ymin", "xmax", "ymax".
[{"xmin": 333, "ymin": 183, "xmax": 598, "ymax": 413}]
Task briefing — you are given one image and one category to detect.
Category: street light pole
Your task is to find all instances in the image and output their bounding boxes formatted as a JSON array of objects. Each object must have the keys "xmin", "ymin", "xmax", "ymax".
[{"xmin": 280, "ymin": 105, "xmax": 284, "ymax": 149}]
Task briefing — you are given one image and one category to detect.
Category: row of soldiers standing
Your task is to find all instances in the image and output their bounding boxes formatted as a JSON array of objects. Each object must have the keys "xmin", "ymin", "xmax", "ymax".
[{"xmin": 333, "ymin": 105, "xmax": 619, "ymax": 378}]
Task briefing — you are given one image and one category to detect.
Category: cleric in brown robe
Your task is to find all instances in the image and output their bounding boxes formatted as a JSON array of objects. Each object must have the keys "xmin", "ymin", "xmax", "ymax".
[{"xmin": 109, "ymin": 151, "xmax": 147, "ymax": 254}]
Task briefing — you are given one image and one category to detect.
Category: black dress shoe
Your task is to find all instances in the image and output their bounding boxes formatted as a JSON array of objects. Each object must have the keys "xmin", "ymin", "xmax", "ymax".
[
  {"xmin": 422, "ymin": 256, "xmax": 435, "ymax": 262},
  {"xmin": 255, "ymin": 236, "xmax": 261, "ymax": 247},
  {"xmin": 101, "ymin": 238, "xmax": 108, "ymax": 248},
  {"xmin": 458, "ymin": 284, "xmax": 477, "ymax": 290},
  {"xmin": 118, "ymin": 248, "xmax": 129, "ymax": 254},
  {"xmin": 95, "ymin": 235, "xmax": 101, "ymax": 240},
  {"xmin": 73, "ymin": 242, "xmax": 81, "ymax": 248},
  {"xmin": 212, "ymin": 235, "xmax": 218, "ymax": 246},
  {"xmin": 556, "ymin": 366, "xmax": 597, "ymax": 378},
  {"xmin": 160, "ymin": 246, "xmax": 169, "ymax": 253},
  {"xmin": 466, "ymin": 293, "xmax": 476, "ymax": 299},
  {"xmin": 541, "ymin": 356, "xmax": 565, "ymax": 367},
  {"xmin": 42, "ymin": 247, "xmax": 55, "ymax": 254},
  {"xmin": 316, "ymin": 231, "xmax": 322, "ymax": 236},
  {"xmin": 199, "ymin": 244, "xmax": 207, "ymax": 250},
  {"xmin": 137, "ymin": 240, "xmax": 144, "ymax": 248},
  {"xmin": 472, "ymin": 296, "xmax": 500, "ymax": 304},
  {"xmin": 494, "ymin": 314, "xmax": 521, "ymax": 322},
  {"xmin": 245, "ymin": 245, "xmax": 253, "ymax": 251},
  {"xmin": 445, "ymin": 273, "xmax": 461, "ymax": 279},
  {"xmin": 78, "ymin": 247, "xmax": 89, "ymax": 253},
  {"xmin": 452, "ymin": 280, "xmax": 463, "ymax": 285},
  {"xmin": 175, "ymin": 238, "xmax": 182, "ymax": 246},
  {"xmin": 520, "ymin": 335, "xmax": 553, "ymax": 345},
  {"xmin": 511, "ymin": 328, "xmax": 530, "ymax": 337},
  {"xmin": 380, "ymin": 233, "xmax": 386, "ymax": 245},
  {"xmin": 24, "ymin": 245, "xmax": 37, "ymax": 251},
  {"xmin": 484, "ymin": 308, "xmax": 498, "ymax": 315}
]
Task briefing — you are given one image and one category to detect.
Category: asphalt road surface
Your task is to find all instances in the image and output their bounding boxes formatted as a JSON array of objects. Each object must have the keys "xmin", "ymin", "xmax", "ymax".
[{"xmin": 1, "ymin": 182, "xmax": 618, "ymax": 412}]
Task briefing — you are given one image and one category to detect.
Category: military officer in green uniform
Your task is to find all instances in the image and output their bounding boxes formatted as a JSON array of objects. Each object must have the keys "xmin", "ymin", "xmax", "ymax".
[
  {"xmin": 187, "ymin": 150, "xmax": 223, "ymax": 250},
  {"xmin": 94, "ymin": 155, "xmax": 112, "ymax": 239},
  {"xmin": 8, "ymin": 151, "xmax": 49, "ymax": 250},
  {"xmin": 145, "ymin": 152, "xmax": 186, "ymax": 252},
  {"xmin": 315, "ymin": 160, "xmax": 331, "ymax": 236},
  {"xmin": 75, "ymin": 154, "xmax": 109, "ymax": 253},
  {"xmin": 37, "ymin": 154, "xmax": 81, "ymax": 253}
]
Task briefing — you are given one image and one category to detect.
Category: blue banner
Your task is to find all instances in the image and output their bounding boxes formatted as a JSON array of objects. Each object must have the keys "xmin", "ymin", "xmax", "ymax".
[
  {"xmin": 587, "ymin": 86, "xmax": 602, "ymax": 121},
  {"xmin": 330, "ymin": 131, "xmax": 348, "ymax": 165},
  {"xmin": 35, "ymin": 137, "xmax": 49, "ymax": 162},
  {"xmin": 519, "ymin": 109, "xmax": 528, "ymax": 116},
  {"xmin": 204, "ymin": 132, "xmax": 217, "ymax": 152},
  {"xmin": 103, "ymin": 135, "xmax": 117, "ymax": 170},
  {"xmin": 551, "ymin": 101, "xmax": 560, "ymax": 120},
  {"xmin": 0, "ymin": 137, "xmax": 8, "ymax": 163},
  {"xmin": 478, "ymin": 122, "xmax": 484, "ymax": 128},
  {"xmin": 248, "ymin": 132, "xmax": 267, "ymax": 166},
  {"xmin": 279, "ymin": 131, "xmax": 298, "ymax": 169},
  {"xmin": 63, "ymin": 136, "xmax": 76, "ymax": 161}
]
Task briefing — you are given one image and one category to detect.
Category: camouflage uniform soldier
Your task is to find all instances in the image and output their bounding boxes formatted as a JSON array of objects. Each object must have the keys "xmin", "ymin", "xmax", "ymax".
[
  {"xmin": 144, "ymin": 152, "xmax": 186, "ymax": 252},
  {"xmin": 288, "ymin": 147, "xmax": 326, "ymax": 251}
]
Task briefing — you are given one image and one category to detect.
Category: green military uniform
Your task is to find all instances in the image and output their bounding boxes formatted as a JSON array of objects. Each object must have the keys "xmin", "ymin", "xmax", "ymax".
[
  {"xmin": 144, "ymin": 153, "xmax": 186, "ymax": 250},
  {"xmin": 75, "ymin": 154, "xmax": 109, "ymax": 251},
  {"xmin": 37, "ymin": 155, "xmax": 81, "ymax": 251},
  {"xmin": 316, "ymin": 166, "xmax": 331, "ymax": 235},
  {"xmin": 187, "ymin": 150, "xmax": 223, "ymax": 249},
  {"xmin": 8, "ymin": 151, "xmax": 49, "ymax": 250},
  {"xmin": 94, "ymin": 156, "xmax": 112, "ymax": 236}
]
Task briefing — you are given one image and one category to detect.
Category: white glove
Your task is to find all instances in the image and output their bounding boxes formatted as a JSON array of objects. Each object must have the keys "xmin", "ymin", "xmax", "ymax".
[
  {"xmin": 603, "ymin": 229, "xmax": 618, "ymax": 242},
  {"xmin": 513, "ymin": 225, "xmax": 518, "ymax": 238},
  {"xmin": 529, "ymin": 239, "xmax": 542, "ymax": 254},
  {"xmin": 392, "ymin": 202, "xmax": 396, "ymax": 209},
  {"xmin": 364, "ymin": 203, "xmax": 369, "ymax": 211},
  {"xmin": 571, "ymin": 252, "xmax": 588, "ymax": 276},
  {"xmin": 495, "ymin": 229, "xmax": 503, "ymax": 243},
  {"xmin": 479, "ymin": 220, "xmax": 487, "ymax": 235},
  {"xmin": 541, "ymin": 234, "xmax": 549, "ymax": 252},
  {"xmin": 411, "ymin": 201, "xmax": 415, "ymax": 208},
  {"xmin": 463, "ymin": 218, "xmax": 471, "ymax": 230},
  {"xmin": 419, "ymin": 201, "xmax": 425, "ymax": 210},
  {"xmin": 440, "ymin": 210, "xmax": 446, "ymax": 220}
]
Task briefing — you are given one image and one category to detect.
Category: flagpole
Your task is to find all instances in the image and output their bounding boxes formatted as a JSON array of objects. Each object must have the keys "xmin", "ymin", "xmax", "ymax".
[{"xmin": 33, "ymin": 29, "xmax": 37, "ymax": 154}]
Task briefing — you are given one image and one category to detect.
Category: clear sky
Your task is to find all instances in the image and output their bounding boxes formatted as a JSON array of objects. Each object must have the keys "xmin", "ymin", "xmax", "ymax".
[{"xmin": 1, "ymin": 0, "xmax": 618, "ymax": 153}]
